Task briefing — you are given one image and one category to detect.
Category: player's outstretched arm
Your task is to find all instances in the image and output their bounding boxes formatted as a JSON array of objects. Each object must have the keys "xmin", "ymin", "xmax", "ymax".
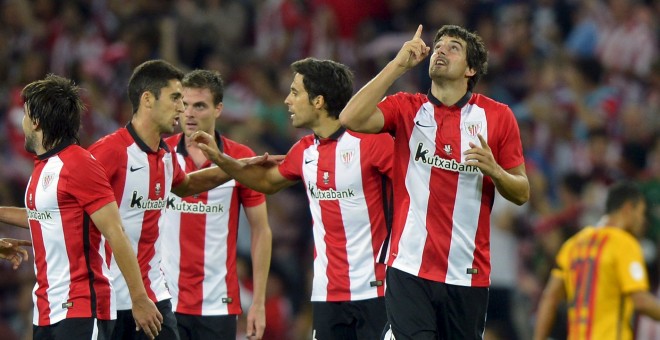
[
  {"xmin": 0, "ymin": 207, "xmax": 29, "ymax": 229},
  {"xmin": 340, "ymin": 24, "xmax": 429, "ymax": 133},
  {"xmin": 190, "ymin": 131, "xmax": 295, "ymax": 194},
  {"xmin": 90, "ymin": 202, "xmax": 163, "ymax": 339}
]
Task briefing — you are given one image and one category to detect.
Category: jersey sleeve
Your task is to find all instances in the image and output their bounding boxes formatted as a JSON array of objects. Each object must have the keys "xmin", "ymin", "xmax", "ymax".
[
  {"xmin": 66, "ymin": 152, "xmax": 116, "ymax": 216},
  {"xmin": 377, "ymin": 92, "xmax": 408, "ymax": 134},
  {"xmin": 366, "ymin": 133, "xmax": 394, "ymax": 179},
  {"xmin": 277, "ymin": 140, "xmax": 304, "ymax": 181},
  {"xmin": 88, "ymin": 139, "xmax": 121, "ymax": 181},
  {"xmin": 494, "ymin": 105, "xmax": 524, "ymax": 170},
  {"xmin": 616, "ymin": 234, "xmax": 650, "ymax": 294}
]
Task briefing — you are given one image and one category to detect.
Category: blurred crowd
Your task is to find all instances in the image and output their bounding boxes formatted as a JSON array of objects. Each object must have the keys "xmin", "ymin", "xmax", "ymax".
[{"xmin": 0, "ymin": 0, "xmax": 657, "ymax": 339}]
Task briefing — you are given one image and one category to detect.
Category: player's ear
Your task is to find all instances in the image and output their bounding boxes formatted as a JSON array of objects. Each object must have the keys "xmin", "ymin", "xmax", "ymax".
[
  {"xmin": 313, "ymin": 95, "xmax": 325, "ymax": 109},
  {"xmin": 141, "ymin": 91, "xmax": 154, "ymax": 110}
]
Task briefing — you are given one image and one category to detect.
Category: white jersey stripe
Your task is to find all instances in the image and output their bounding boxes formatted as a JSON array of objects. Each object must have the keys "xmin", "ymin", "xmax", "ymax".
[
  {"xmin": 32, "ymin": 160, "xmax": 71, "ymax": 325},
  {"xmin": 337, "ymin": 134, "xmax": 377, "ymax": 300},
  {"xmin": 391, "ymin": 102, "xmax": 435, "ymax": 274},
  {"xmin": 446, "ymin": 103, "xmax": 487, "ymax": 285}
]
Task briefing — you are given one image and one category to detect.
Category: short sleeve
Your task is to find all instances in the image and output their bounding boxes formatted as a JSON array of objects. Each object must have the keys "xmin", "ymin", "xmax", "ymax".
[
  {"xmin": 494, "ymin": 106, "xmax": 524, "ymax": 170},
  {"xmin": 66, "ymin": 152, "xmax": 116, "ymax": 216},
  {"xmin": 277, "ymin": 140, "xmax": 305, "ymax": 181},
  {"xmin": 616, "ymin": 235, "xmax": 650, "ymax": 294},
  {"xmin": 365, "ymin": 132, "xmax": 394, "ymax": 179}
]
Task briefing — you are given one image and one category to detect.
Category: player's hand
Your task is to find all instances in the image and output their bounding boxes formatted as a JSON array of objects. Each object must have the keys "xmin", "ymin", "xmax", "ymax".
[
  {"xmin": 0, "ymin": 238, "xmax": 31, "ymax": 269},
  {"xmin": 246, "ymin": 303, "xmax": 266, "ymax": 339},
  {"xmin": 243, "ymin": 153, "xmax": 285, "ymax": 167},
  {"xmin": 190, "ymin": 131, "xmax": 223, "ymax": 164},
  {"xmin": 464, "ymin": 134, "xmax": 502, "ymax": 179},
  {"xmin": 131, "ymin": 296, "xmax": 163, "ymax": 340},
  {"xmin": 393, "ymin": 25, "xmax": 430, "ymax": 70}
]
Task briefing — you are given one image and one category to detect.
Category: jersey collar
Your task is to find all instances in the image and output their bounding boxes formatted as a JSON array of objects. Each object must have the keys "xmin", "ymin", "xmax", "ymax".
[
  {"xmin": 427, "ymin": 90, "xmax": 472, "ymax": 108},
  {"xmin": 126, "ymin": 122, "xmax": 170, "ymax": 153},
  {"xmin": 37, "ymin": 140, "xmax": 75, "ymax": 161},
  {"xmin": 176, "ymin": 130, "xmax": 224, "ymax": 156},
  {"xmin": 314, "ymin": 126, "xmax": 346, "ymax": 144}
]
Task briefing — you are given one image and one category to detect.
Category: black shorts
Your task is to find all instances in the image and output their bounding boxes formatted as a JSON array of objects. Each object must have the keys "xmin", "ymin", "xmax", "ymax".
[
  {"xmin": 112, "ymin": 299, "xmax": 180, "ymax": 340},
  {"xmin": 312, "ymin": 297, "xmax": 387, "ymax": 340},
  {"xmin": 385, "ymin": 267, "xmax": 488, "ymax": 340},
  {"xmin": 33, "ymin": 318, "xmax": 115, "ymax": 340},
  {"xmin": 175, "ymin": 313, "xmax": 236, "ymax": 340}
]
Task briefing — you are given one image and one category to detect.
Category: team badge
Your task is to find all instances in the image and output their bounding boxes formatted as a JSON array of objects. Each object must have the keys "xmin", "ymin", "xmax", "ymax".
[
  {"xmin": 339, "ymin": 149, "xmax": 355, "ymax": 165},
  {"xmin": 155, "ymin": 183, "xmax": 161, "ymax": 196},
  {"xmin": 42, "ymin": 173, "xmax": 55, "ymax": 190},
  {"xmin": 323, "ymin": 172, "xmax": 330, "ymax": 185},
  {"xmin": 464, "ymin": 121, "xmax": 483, "ymax": 137}
]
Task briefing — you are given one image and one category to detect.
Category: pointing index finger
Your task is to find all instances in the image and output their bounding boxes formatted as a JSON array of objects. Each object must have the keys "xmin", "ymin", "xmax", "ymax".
[
  {"xmin": 477, "ymin": 134, "xmax": 489, "ymax": 148},
  {"xmin": 413, "ymin": 24, "xmax": 423, "ymax": 40}
]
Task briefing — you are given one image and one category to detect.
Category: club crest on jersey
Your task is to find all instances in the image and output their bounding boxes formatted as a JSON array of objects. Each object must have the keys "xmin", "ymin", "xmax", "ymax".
[
  {"xmin": 464, "ymin": 121, "xmax": 482, "ymax": 137},
  {"xmin": 323, "ymin": 172, "xmax": 330, "ymax": 184},
  {"xmin": 443, "ymin": 144, "xmax": 452, "ymax": 155},
  {"xmin": 155, "ymin": 183, "xmax": 161, "ymax": 196},
  {"xmin": 42, "ymin": 173, "xmax": 55, "ymax": 190},
  {"xmin": 339, "ymin": 149, "xmax": 355, "ymax": 166}
]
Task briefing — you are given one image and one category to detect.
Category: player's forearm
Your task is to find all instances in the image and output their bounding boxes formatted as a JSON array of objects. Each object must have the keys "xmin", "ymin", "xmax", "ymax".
[
  {"xmin": 177, "ymin": 167, "xmax": 231, "ymax": 197},
  {"xmin": 250, "ymin": 226, "xmax": 272, "ymax": 306},
  {"xmin": 492, "ymin": 166, "xmax": 530, "ymax": 206},
  {"xmin": 212, "ymin": 154, "xmax": 282, "ymax": 194},
  {"xmin": 339, "ymin": 61, "xmax": 404, "ymax": 133},
  {"xmin": 0, "ymin": 207, "xmax": 29, "ymax": 229},
  {"xmin": 533, "ymin": 276, "xmax": 564, "ymax": 340}
]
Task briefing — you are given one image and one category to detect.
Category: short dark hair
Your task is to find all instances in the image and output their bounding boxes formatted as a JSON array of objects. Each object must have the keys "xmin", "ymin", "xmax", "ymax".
[
  {"xmin": 182, "ymin": 69, "xmax": 225, "ymax": 105},
  {"xmin": 21, "ymin": 74, "xmax": 84, "ymax": 150},
  {"xmin": 433, "ymin": 25, "xmax": 488, "ymax": 91},
  {"xmin": 290, "ymin": 58, "xmax": 354, "ymax": 119},
  {"xmin": 127, "ymin": 60, "xmax": 184, "ymax": 113},
  {"xmin": 605, "ymin": 181, "xmax": 644, "ymax": 214}
]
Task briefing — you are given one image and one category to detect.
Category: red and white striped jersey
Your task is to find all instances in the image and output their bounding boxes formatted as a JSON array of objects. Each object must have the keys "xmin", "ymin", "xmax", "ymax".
[
  {"xmin": 88, "ymin": 123, "xmax": 185, "ymax": 310},
  {"xmin": 161, "ymin": 133, "xmax": 265, "ymax": 316},
  {"xmin": 25, "ymin": 142, "xmax": 117, "ymax": 326},
  {"xmin": 278, "ymin": 128, "xmax": 393, "ymax": 302},
  {"xmin": 377, "ymin": 91, "xmax": 524, "ymax": 287}
]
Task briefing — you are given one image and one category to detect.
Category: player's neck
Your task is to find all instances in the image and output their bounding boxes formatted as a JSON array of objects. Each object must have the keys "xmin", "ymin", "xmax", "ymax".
[
  {"xmin": 131, "ymin": 115, "xmax": 162, "ymax": 151},
  {"xmin": 430, "ymin": 80, "xmax": 469, "ymax": 106},
  {"xmin": 312, "ymin": 115, "xmax": 342, "ymax": 139}
]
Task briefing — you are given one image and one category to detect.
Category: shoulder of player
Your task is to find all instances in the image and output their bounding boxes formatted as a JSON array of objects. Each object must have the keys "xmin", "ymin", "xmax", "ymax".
[
  {"xmin": 163, "ymin": 133, "xmax": 182, "ymax": 148},
  {"xmin": 89, "ymin": 128, "xmax": 129, "ymax": 151},
  {"xmin": 471, "ymin": 93, "xmax": 512, "ymax": 114},
  {"xmin": 219, "ymin": 135, "xmax": 257, "ymax": 158}
]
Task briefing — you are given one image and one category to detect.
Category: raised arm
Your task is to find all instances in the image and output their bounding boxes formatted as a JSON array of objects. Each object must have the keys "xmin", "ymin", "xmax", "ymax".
[
  {"xmin": 191, "ymin": 131, "xmax": 295, "ymax": 195},
  {"xmin": 339, "ymin": 24, "xmax": 430, "ymax": 133},
  {"xmin": 244, "ymin": 202, "xmax": 272, "ymax": 339},
  {"xmin": 0, "ymin": 207, "xmax": 29, "ymax": 229},
  {"xmin": 90, "ymin": 202, "xmax": 163, "ymax": 339},
  {"xmin": 533, "ymin": 275, "xmax": 565, "ymax": 340}
]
